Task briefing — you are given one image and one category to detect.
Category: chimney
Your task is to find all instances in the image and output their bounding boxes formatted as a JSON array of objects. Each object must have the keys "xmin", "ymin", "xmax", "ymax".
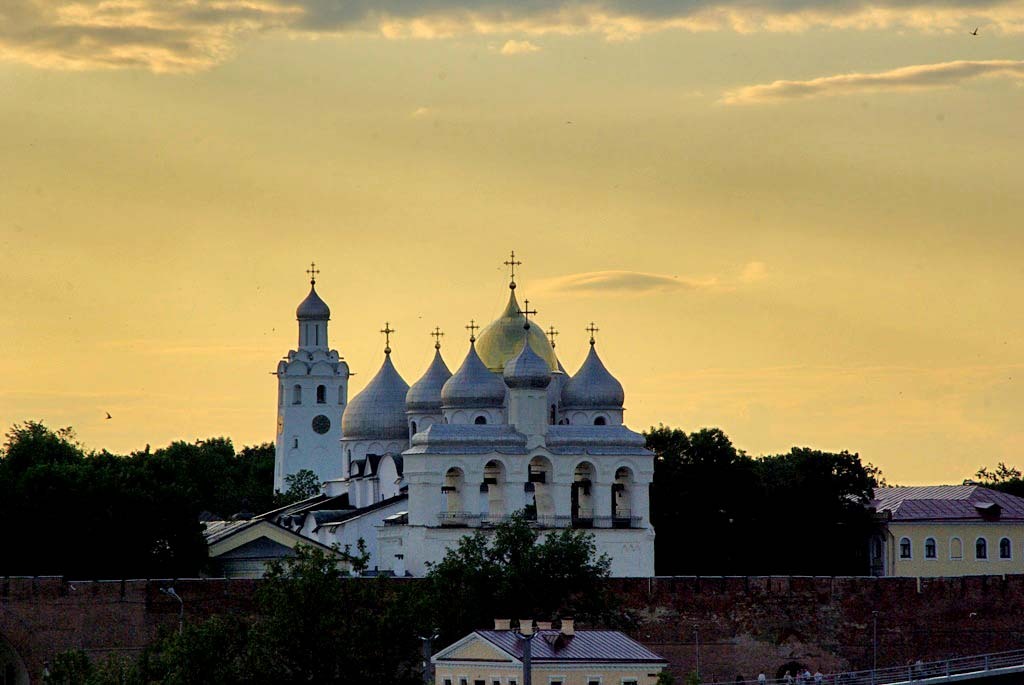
[
  {"xmin": 560, "ymin": 618, "xmax": 574, "ymax": 636},
  {"xmin": 494, "ymin": 619, "xmax": 512, "ymax": 631},
  {"xmin": 519, "ymin": 619, "xmax": 534, "ymax": 636},
  {"xmin": 536, "ymin": 621, "xmax": 553, "ymax": 631}
]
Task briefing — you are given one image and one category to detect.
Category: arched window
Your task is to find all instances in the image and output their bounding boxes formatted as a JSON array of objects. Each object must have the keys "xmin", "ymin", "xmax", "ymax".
[
  {"xmin": 316, "ymin": 385, "xmax": 326, "ymax": 404},
  {"xmin": 474, "ymin": 415, "xmax": 487, "ymax": 425},
  {"xmin": 293, "ymin": 437, "xmax": 299, "ymax": 449},
  {"xmin": 338, "ymin": 386, "xmax": 345, "ymax": 405},
  {"xmin": 976, "ymin": 537, "xmax": 988, "ymax": 560},
  {"xmin": 950, "ymin": 537, "xmax": 963, "ymax": 560},
  {"xmin": 593, "ymin": 416, "xmax": 607, "ymax": 426},
  {"xmin": 278, "ymin": 383, "xmax": 283, "ymax": 406},
  {"xmin": 550, "ymin": 405, "xmax": 556, "ymax": 425},
  {"xmin": 410, "ymin": 421, "xmax": 418, "ymax": 437},
  {"xmin": 315, "ymin": 324, "xmax": 320, "ymax": 346},
  {"xmin": 925, "ymin": 537, "xmax": 937, "ymax": 559},
  {"xmin": 899, "ymin": 537, "xmax": 912, "ymax": 559},
  {"xmin": 1000, "ymin": 537, "xmax": 1012, "ymax": 559},
  {"xmin": 292, "ymin": 384, "xmax": 302, "ymax": 405}
]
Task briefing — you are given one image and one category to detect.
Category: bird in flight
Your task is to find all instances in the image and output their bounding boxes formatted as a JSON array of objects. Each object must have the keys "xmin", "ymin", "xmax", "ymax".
[
  {"xmin": 970, "ymin": 27, "xmax": 979, "ymax": 35},
  {"xmin": 105, "ymin": 412, "xmax": 112, "ymax": 420}
]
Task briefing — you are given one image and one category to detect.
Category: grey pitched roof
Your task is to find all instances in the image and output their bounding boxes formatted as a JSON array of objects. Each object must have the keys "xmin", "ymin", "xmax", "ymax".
[
  {"xmin": 296, "ymin": 283, "xmax": 330, "ymax": 320},
  {"xmin": 872, "ymin": 485, "xmax": 1024, "ymax": 522},
  {"xmin": 562, "ymin": 342, "xmax": 624, "ymax": 410},
  {"xmin": 405, "ymin": 423, "xmax": 528, "ymax": 455},
  {"xmin": 342, "ymin": 352, "xmax": 410, "ymax": 441},
  {"xmin": 472, "ymin": 630, "xmax": 666, "ymax": 663},
  {"xmin": 406, "ymin": 348, "xmax": 452, "ymax": 412},
  {"xmin": 545, "ymin": 425, "xmax": 651, "ymax": 456}
]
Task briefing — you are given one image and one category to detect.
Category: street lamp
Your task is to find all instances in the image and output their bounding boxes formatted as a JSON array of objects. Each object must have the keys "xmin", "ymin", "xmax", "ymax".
[
  {"xmin": 871, "ymin": 610, "xmax": 880, "ymax": 685},
  {"xmin": 160, "ymin": 587, "xmax": 183, "ymax": 635},
  {"xmin": 694, "ymin": 625, "xmax": 701, "ymax": 681}
]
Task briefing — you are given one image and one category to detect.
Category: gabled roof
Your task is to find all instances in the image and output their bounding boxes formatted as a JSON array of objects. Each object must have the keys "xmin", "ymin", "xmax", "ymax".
[
  {"xmin": 464, "ymin": 630, "xmax": 665, "ymax": 663},
  {"xmin": 872, "ymin": 486, "xmax": 1024, "ymax": 522},
  {"xmin": 204, "ymin": 519, "xmax": 340, "ymax": 558}
]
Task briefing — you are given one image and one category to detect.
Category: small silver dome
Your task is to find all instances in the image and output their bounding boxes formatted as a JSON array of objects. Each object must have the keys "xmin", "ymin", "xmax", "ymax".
[
  {"xmin": 406, "ymin": 348, "xmax": 452, "ymax": 413},
  {"xmin": 342, "ymin": 353, "xmax": 410, "ymax": 440},
  {"xmin": 504, "ymin": 329, "xmax": 552, "ymax": 390},
  {"xmin": 441, "ymin": 342, "xmax": 506, "ymax": 409},
  {"xmin": 562, "ymin": 343, "xmax": 624, "ymax": 409},
  {"xmin": 296, "ymin": 284, "xmax": 331, "ymax": 320}
]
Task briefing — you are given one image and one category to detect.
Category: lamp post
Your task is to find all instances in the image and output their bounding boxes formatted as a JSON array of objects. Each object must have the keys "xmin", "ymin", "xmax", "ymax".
[
  {"xmin": 159, "ymin": 587, "xmax": 183, "ymax": 635},
  {"xmin": 871, "ymin": 610, "xmax": 879, "ymax": 685},
  {"xmin": 420, "ymin": 632, "xmax": 439, "ymax": 685},
  {"xmin": 695, "ymin": 625, "xmax": 701, "ymax": 682}
]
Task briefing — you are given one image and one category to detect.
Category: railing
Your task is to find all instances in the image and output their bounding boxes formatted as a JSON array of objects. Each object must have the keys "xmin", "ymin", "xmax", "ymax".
[
  {"xmin": 437, "ymin": 512, "xmax": 644, "ymax": 529},
  {"xmin": 702, "ymin": 648, "xmax": 1024, "ymax": 685}
]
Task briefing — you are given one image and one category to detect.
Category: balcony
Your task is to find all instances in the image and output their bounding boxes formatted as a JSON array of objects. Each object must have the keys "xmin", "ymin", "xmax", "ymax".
[{"xmin": 436, "ymin": 511, "xmax": 479, "ymax": 527}]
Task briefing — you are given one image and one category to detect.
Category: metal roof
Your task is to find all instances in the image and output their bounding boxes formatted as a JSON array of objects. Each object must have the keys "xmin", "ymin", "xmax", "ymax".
[
  {"xmin": 872, "ymin": 486, "xmax": 1024, "ymax": 522},
  {"xmin": 474, "ymin": 630, "xmax": 666, "ymax": 663}
]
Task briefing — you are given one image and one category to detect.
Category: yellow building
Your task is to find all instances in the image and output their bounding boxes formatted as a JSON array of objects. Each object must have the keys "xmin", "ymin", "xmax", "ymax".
[
  {"xmin": 869, "ymin": 485, "xmax": 1024, "ymax": 577},
  {"xmin": 432, "ymin": 620, "xmax": 667, "ymax": 685}
]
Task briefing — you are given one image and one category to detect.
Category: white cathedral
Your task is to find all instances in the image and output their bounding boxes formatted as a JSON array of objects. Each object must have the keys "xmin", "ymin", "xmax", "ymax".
[{"xmin": 265, "ymin": 258, "xmax": 655, "ymax": 577}]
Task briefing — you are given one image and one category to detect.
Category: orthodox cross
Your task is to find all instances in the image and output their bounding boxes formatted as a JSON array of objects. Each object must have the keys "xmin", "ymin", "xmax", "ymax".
[
  {"xmin": 431, "ymin": 327, "xmax": 444, "ymax": 350},
  {"xmin": 466, "ymin": 319, "xmax": 480, "ymax": 343},
  {"xmin": 381, "ymin": 322, "xmax": 394, "ymax": 354},
  {"xmin": 306, "ymin": 262, "xmax": 320, "ymax": 285},
  {"xmin": 519, "ymin": 299, "xmax": 538, "ymax": 329},
  {"xmin": 503, "ymin": 250, "xmax": 522, "ymax": 289},
  {"xmin": 586, "ymin": 322, "xmax": 599, "ymax": 345},
  {"xmin": 546, "ymin": 325, "xmax": 559, "ymax": 349}
]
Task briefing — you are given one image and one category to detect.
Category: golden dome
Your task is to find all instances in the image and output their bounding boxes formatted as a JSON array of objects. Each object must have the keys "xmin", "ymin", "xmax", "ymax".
[{"xmin": 475, "ymin": 290, "xmax": 558, "ymax": 373}]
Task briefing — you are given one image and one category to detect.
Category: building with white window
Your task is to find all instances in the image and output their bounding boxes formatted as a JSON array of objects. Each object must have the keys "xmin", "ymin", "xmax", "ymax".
[
  {"xmin": 263, "ymin": 257, "xmax": 656, "ymax": 577},
  {"xmin": 432, "ymin": 620, "xmax": 667, "ymax": 685},
  {"xmin": 868, "ymin": 485, "xmax": 1024, "ymax": 577}
]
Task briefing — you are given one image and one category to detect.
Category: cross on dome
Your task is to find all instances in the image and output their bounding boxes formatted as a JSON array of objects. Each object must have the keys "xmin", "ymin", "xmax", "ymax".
[
  {"xmin": 587, "ymin": 322, "xmax": 600, "ymax": 345},
  {"xmin": 465, "ymin": 319, "xmax": 480, "ymax": 343},
  {"xmin": 381, "ymin": 322, "xmax": 395, "ymax": 354},
  {"xmin": 306, "ymin": 261, "xmax": 320, "ymax": 285},
  {"xmin": 546, "ymin": 325, "xmax": 559, "ymax": 349},
  {"xmin": 503, "ymin": 250, "xmax": 522, "ymax": 290},
  {"xmin": 518, "ymin": 299, "xmax": 538, "ymax": 330},
  {"xmin": 431, "ymin": 326, "xmax": 444, "ymax": 350}
]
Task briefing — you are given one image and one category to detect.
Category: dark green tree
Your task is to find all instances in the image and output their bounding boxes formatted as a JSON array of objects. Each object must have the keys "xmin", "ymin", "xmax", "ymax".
[{"xmin": 423, "ymin": 512, "xmax": 614, "ymax": 644}]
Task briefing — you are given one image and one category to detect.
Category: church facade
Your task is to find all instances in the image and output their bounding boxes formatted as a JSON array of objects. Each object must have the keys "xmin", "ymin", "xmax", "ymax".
[{"xmin": 271, "ymin": 258, "xmax": 655, "ymax": 577}]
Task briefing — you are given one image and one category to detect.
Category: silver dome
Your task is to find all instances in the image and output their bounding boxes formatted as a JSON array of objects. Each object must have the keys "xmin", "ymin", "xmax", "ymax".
[
  {"xmin": 296, "ymin": 284, "xmax": 331, "ymax": 320},
  {"xmin": 406, "ymin": 348, "xmax": 452, "ymax": 412},
  {"xmin": 441, "ymin": 342, "xmax": 507, "ymax": 409},
  {"xmin": 503, "ymin": 328, "xmax": 552, "ymax": 390},
  {"xmin": 561, "ymin": 343, "xmax": 624, "ymax": 409},
  {"xmin": 342, "ymin": 353, "xmax": 410, "ymax": 440}
]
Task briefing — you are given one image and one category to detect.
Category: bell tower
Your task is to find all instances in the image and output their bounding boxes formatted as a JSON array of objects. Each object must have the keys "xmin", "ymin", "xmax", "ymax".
[{"xmin": 273, "ymin": 264, "xmax": 350, "ymax": 493}]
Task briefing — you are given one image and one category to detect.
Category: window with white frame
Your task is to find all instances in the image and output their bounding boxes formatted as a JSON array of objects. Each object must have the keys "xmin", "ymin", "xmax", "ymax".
[
  {"xmin": 976, "ymin": 537, "xmax": 988, "ymax": 560},
  {"xmin": 899, "ymin": 537, "xmax": 912, "ymax": 559},
  {"xmin": 925, "ymin": 537, "xmax": 937, "ymax": 559},
  {"xmin": 951, "ymin": 537, "xmax": 963, "ymax": 559},
  {"xmin": 1000, "ymin": 537, "xmax": 1012, "ymax": 559}
]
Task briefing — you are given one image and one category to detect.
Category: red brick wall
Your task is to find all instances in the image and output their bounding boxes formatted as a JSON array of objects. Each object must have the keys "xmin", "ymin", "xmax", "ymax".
[{"xmin": 3, "ymin": 575, "xmax": 1022, "ymax": 682}]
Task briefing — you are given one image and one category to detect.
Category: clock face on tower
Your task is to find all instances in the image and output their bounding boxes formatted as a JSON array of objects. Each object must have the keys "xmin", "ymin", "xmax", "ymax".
[{"xmin": 311, "ymin": 415, "xmax": 331, "ymax": 434}]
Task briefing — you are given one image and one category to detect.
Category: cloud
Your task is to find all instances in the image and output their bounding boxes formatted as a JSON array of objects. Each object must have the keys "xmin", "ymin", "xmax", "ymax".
[
  {"xmin": 4, "ymin": 1, "xmax": 1024, "ymax": 73},
  {"xmin": 722, "ymin": 59, "xmax": 1024, "ymax": 104},
  {"xmin": 536, "ymin": 262, "xmax": 768, "ymax": 296},
  {"xmin": 500, "ymin": 38, "xmax": 541, "ymax": 54},
  {"xmin": 411, "ymin": 106, "xmax": 433, "ymax": 117}
]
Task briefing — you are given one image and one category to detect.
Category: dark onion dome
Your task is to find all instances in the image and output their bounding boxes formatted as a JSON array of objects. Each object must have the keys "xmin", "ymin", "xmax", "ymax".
[
  {"xmin": 406, "ymin": 348, "xmax": 452, "ymax": 412},
  {"xmin": 441, "ymin": 341, "xmax": 507, "ymax": 408},
  {"xmin": 503, "ymin": 329, "xmax": 552, "ymax": 390},
  {"xmin": 561, "ymin": 343, "xmax": 624, "ymax": 409},
  {"xmin": 296, "ymin": 283, "xmax": 331, "ymax": 320},
  {"xmin": 342, "ymin": 353, "xmax": 410, "ymax": 440},
  {"xmin": 475, "ymin": 290, "xmax": 558, "ymax": 373}
]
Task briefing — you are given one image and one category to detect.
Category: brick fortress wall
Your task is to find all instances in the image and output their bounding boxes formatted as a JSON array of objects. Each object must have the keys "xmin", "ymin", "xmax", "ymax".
[{"xmin": 4, "ymin": 575, "xmax": 1024, "ymax": 681}]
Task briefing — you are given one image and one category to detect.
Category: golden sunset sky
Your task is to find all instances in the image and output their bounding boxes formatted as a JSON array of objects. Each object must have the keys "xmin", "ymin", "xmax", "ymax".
[{"xmin": 1, "ymin": 1, "xmax": 1022, "ymax": 484}]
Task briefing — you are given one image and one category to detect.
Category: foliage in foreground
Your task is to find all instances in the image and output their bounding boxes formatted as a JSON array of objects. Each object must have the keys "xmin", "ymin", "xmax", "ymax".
[{"xmin": 647, "ymin": 425, "xmax": 884, "ymax": 575}]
